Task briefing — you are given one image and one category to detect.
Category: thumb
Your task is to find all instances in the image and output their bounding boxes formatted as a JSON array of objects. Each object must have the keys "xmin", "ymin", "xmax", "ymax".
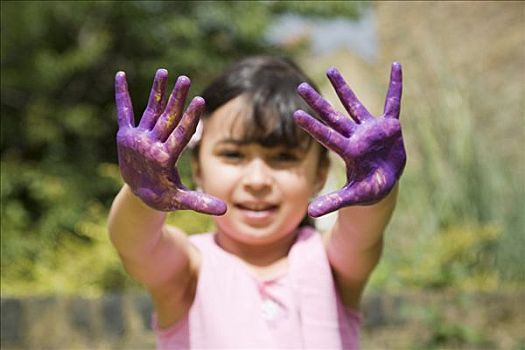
[
  {"xmin": 174, "ymin": 190, "xmax": 227, "ymax": 216},
  {"xmin": 308, "ymin": 190, "xmax": 353, "ymax": 218}
]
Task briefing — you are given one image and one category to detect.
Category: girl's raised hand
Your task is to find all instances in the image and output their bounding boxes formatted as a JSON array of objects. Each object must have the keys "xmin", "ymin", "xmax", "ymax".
[
  {"xmin": 115, "ymin": 69, "xmax": 226, "ymax": 215},
  {"xmin": 294, "ymin": 62, "xmax": 406, "ymax": 217}
]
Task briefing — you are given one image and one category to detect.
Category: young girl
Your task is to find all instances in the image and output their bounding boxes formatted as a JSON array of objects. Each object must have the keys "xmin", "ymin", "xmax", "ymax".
[{"xmin": 109, "ymin": 56, "xmax": 405, "ymax": 349}]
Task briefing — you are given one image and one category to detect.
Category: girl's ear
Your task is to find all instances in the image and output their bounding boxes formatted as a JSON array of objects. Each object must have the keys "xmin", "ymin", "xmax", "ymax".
[{"xmin": 191, "ymin": 153, "xmax": 203, "ymax": 190}]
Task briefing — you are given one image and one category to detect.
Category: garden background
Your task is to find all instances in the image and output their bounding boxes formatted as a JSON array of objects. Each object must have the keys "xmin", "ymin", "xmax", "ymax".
[{"xmin": 1, "ymin": 1, "xmax": 524, "ymax": 349}]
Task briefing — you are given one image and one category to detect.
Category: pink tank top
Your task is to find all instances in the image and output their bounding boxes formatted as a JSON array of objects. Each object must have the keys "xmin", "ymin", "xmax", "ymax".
[{"xmin": 152, "ymin": 226, "xmax": 361, "ymax": 349}]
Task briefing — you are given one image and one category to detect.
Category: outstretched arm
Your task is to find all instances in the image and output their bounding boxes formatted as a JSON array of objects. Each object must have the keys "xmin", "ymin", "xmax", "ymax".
[
  {"xmin": 294, "ymin": 63, "xmax": 406, "ymax": 309},
  {"xmin": 108, "ymin": 69, "xmax": 225, "ymax": 328}
]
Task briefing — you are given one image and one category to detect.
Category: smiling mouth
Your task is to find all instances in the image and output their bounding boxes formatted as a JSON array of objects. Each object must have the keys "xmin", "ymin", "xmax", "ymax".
[{"xmin": 235, "ymin": 203, "xmax": 279, "ymax": 212}]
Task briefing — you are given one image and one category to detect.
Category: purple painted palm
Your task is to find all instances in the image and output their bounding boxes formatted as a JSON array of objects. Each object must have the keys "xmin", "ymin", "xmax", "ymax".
[
  {"xmin": 294, "ymin": 62, "xmax": 406, "ymax": 217},
  {"xmin": 115, "ymin": 69, "xmax": 226, "ymax": 215}
]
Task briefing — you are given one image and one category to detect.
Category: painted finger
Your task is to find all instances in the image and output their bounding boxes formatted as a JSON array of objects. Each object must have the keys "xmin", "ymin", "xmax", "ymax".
[
  {"xmin": 383, "ymin": 62, "xmax": 403, "ymax": 119},
  {"xmin": 152, "ymin": 75, "xmax": 191, "ymax": 141},
  {"xmin": 310, "ymin": 169, "xmax": 399, "ymax": 217},
  {"xmin": 309, "ymin": 182, "xmax": 370, "ymax": 217},
  {"xmin": 174, "ymin": 190, "xmax": 227, "ymax": 216},
  {"xmin": 308, "ymin": 190, "xmax": 355, "ymax": 218},
  {"xmin": 139, "ymin": 69, "xmax": 168, "ymax": 130},
  {"xmin": 326, "ymin": 67, "xmax": 372, "ymax": 123},
  {"xmin": 293, "ymin": 110, "xmax": 349, "ymax": 156},
  {"xmin": 165, "ymin": 96, "xmax": 205, "ymax": 158},
  {"xmin": 297, "ymin": 83, "xmax": 354, "ymax": 137},
  {"xmin": 115, "ymin": 71, "xmax": 135, "ymax": 128}
]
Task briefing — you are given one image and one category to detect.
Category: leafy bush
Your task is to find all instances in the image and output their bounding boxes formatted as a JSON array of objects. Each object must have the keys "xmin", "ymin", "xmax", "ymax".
[{"xmin": 391, "ymin": 224, "xmax": 502, "ymax": 291}]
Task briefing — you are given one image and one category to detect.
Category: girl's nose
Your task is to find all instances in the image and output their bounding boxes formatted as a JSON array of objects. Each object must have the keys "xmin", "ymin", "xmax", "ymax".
[{"xmin": 241, "ymin": 158, "xmax": 273, "ymax": 191}]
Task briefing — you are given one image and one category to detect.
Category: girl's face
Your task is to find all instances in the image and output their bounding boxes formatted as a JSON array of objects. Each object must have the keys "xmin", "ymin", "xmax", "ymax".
[{"xmin": 193, "ymin": 96, "xmax": 327, "ymax": 245}]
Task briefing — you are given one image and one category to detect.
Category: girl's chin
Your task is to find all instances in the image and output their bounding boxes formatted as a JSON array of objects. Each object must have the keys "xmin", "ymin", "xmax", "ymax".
[
  {"xmin": 217, "ymin": 224, "xmax": 289, "ymax": 244},
  {"xmin": 214, "ymin": 212, "xmax": 303, "ymax": 244},
  {"xmin": 232, "ymin": 228, "xmax": 280, "ymax": 243}
]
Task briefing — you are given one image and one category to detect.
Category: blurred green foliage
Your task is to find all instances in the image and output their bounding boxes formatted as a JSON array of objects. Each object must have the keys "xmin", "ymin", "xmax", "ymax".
[
  {"xmin": 402, "ymin": 302, "xmax": 494, "ymax": 349},
  {"xmin": 368, "ymin": 43, "xmax": 525, "ymax": 292},
  {"xmin": 373, "ymin": 224, "xmax": 503, "ymax": 291},
  {"xmin": 2, "ymin": 1, "xmax": 522, "ymax": 300},
  {"xmin": 1, "ymin": 1, "xmax": 363, "ymax": 295}
]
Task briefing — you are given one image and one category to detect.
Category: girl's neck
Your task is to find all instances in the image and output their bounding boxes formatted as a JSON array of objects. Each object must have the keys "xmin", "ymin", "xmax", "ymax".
[{"xmin": 214, "ymin": 229, "xmax": 299, "ymax": 268}]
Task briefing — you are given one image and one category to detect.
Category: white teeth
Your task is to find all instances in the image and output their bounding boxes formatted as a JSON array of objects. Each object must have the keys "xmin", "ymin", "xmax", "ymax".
[
  {"xmin": 239, "ymin": 204, "xmax": 275, "ymax": 211},
  {"xmin": 245, "ymin": 206, "xmax": 266, "ymax": 211}
]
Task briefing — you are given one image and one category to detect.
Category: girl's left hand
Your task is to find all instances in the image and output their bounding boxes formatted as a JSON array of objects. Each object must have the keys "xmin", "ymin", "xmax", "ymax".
[{"xmin": 294, "ymin": 62, "xmax": 406, "ymax": 217}]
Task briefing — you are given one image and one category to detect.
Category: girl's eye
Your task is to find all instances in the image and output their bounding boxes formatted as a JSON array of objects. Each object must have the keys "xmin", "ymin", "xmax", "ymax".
[
  {"xmin": 219, "ymin": 150, "xmax": 244, "ymax": 160},
  {"xmin": 274, "ymin": 152, "xmax": 299, "ymax": 162}
]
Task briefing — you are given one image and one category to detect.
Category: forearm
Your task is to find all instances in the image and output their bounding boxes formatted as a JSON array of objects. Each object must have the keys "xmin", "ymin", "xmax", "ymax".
[
  {"xmin": 108, "ymin": 185, "xmax": 193, "ymax": 286},
  {"xmin": 108, "ymin": 185, "xmax": 166, "ymax": 257},
  {"xmin": 327, "ymin": 183, "xmax": 398, "ymax": 279}
]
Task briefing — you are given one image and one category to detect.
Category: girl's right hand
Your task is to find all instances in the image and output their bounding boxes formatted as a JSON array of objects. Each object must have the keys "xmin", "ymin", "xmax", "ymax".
[{"xmin": 114, "ymin": 69, "xmax": 226, "ymax": 215}]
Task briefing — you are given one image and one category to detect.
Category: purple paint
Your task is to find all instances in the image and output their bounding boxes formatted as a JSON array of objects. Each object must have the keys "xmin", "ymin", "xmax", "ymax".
[
  {"xmin": 294, "ymin": 62, "xmax": 406, "ymax": 217},
  {"xmin": 115, "ymin": 69, "xmax": 227, "ymax": 215}
]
